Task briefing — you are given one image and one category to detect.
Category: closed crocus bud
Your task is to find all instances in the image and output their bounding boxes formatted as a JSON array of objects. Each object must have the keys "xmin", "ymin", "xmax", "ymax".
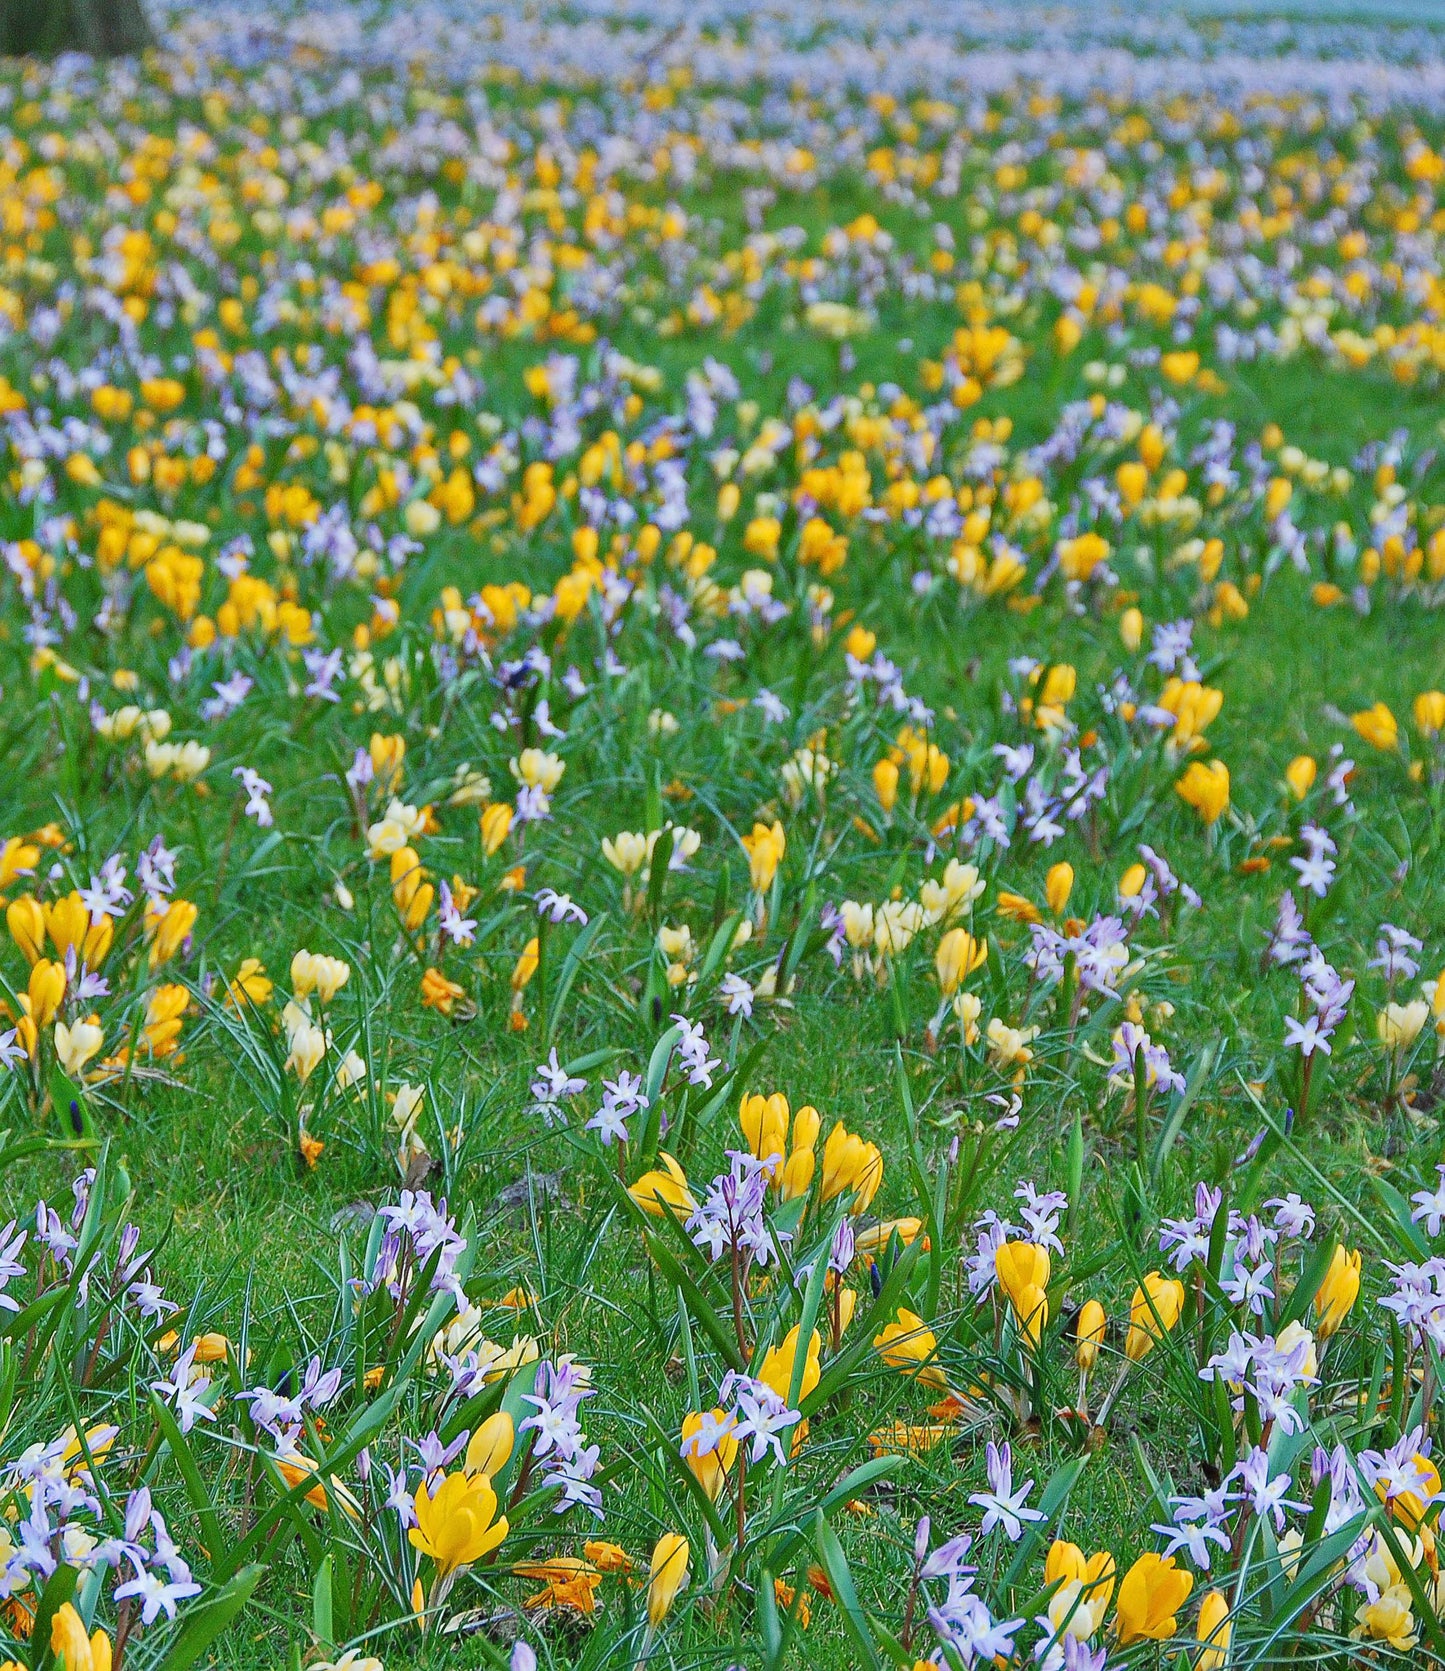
[
  {"xmin": 465, "ymin": 1411, "xmax": 515, "ymax": 1479},
  {"xmin": 935, "ymin": 927, "xmax": 987, "ymax": 997},
  {"xmin": 1351, "ymin": 701, "xmax": 1399, "ymax": 752},
  {"xmin": 1415, "ymin": 690, "xmax": 1445, "ymax": 738},
  {"xmin": 511, "ymin": 938, "xmax": 540, "ymax": 993},
  {"xmin": 628, "ymin": 1152, "xmax": 696, "ymax": 1219},
  {"xmin": 681, "ymin": 1408, "xmax": 737, "ymax": 1501},
  {"xmin": 1125, "ymin": 1272, "xmax": 1185, "ymax": 1361},
  {"xmin": 1285, "ymin": 754, "xmax": 1317, "ymax": 799},
  {"xmin": 1075, "ymin": 1299, "xmax": 1107, "ymax": 1373},
  {"xmin": 872, "ymin": 1308, "xmax": 946, "ymax": 1390},
  {"xmin": 1114, "ymin": 1551, "xmax": 1193, "ymax": 1644},
  {"xmin": 1314, "ymin": 1244, "xmax": 1361, "ymax": 1340},
  {"xmin": 1118, "ymin": 862, "xmax": 1147, "ymax": 900},
  {"xmin": 995, "ymin": 1240, "xmax": 1050, "ymax": 1317},
  {"xmin": 740, "ymin": 1091, "xmax": 789, "ymax": 1173},
  {"xmin": 872, "ymin": 755, "xmax": 899, "ymax": 813},
  {"xmin": 1194, "ymin": 1589, "xmax": 1231, "ymax": 1671},
  {"xmin": 647, "ymin": 1532, "xmax": 690, "ymax": 1627},
  {"xmin": 1045, "ymin": 862, "xmax": 1074, "ymax": 915},
  {"xmin": 481, "ymin": 802, "xmax": 513, "ymax": 855},
  {"xmin": 28, "ymin": 959, "xmax": 67, "ymax": 1028},
  {"xmin": 44, "ymin": 893, "xmax": 89, "ymax": 963},
  {"xmin": 6, "ymin": 895, "xmax": 45, "ymax": 964},
  {"xmin": 51, "ymin": 1602, "xmax": 106, "ymax": 1671},
  {"xmin": 148, "ymin": 898, "xmax": 198, "ymax": 966},
  {"xmin": 1119, "ymin": 606, "xmax": 1144, "ymax": 651}
]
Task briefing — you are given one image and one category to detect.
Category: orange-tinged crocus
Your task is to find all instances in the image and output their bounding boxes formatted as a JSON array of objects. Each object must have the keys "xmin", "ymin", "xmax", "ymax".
[
  {"xmin": 409, "ymin": 1469, "xmax": 507, "ymax": 1573},
  {"xmin": 628, "ymin": 1152, "xmax": 696, "ymax": 1218},
  {"xmin": 1352, "ymin": 701, "xmax": 1399, "ymax": 752},
  {"xmin": 1114, "ymin": 1551, "xmax": 1193, "ymax": 1644},
  {"xmin": 480, "ymin": 802, "xmax": 513, "ymax": 854},
  {"xmin": 1175, "ymin": 760, "xmax": 1229, "ymax": 825},
  {"xmin": 872, "ymin": 1308, "xmax": 947, "ymax": 1390},
  {"xmin": 420, "ymin": 967, "xmax": 465, "ymax": 1014},
  {"xmin": 1314, "ymin": 1244, "xmax": 1361, "ymax": 1340},
  {"xmin": 1125, "ymin": 1273, "xmax": 1185, "ymax": 1361},
  {"xmin": 647, "ymin": 1532, "xmax": 689, "ymax": 1627}
]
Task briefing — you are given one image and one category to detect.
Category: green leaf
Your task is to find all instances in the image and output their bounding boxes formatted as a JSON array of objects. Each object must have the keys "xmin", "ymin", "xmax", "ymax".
[
  {"xmin": 312, "ymin": 1552, "xmax": 334, "ymax": 1651},
  {"xmin": 546, "ymin": 910, "xmax": 609, "ymax": 1044},
  {"xmin": 811, "ymin": 1511, "xmax": 882, "ymax": 1671},
  {"xmin": 158, "ymin": 1565, "xmax": 265, "ymax": 1671}
]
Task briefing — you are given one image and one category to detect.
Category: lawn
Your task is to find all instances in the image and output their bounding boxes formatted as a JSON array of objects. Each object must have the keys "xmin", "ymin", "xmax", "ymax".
[{"xmin": 2, "ymin": 3, "xmax": 1445, "ymax": 1668}]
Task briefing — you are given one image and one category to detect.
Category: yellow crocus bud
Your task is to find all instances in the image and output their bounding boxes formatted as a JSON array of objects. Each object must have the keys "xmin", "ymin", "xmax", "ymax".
[
  {"xmin": 758, "ymin": 1323, "xmax": 822, "ymax": 1404},
  {"xmin": 511, "ymin": 937, "xmax": 540, "ymax": 992},
  {"xmin": 1351, "ymin": 701, "xmax": 1399, "ymax": 752},
  {"xmin": 1114, "ymin": 1552, "xmax": 1193, "ymax": 1644},
  {"xmin": 995, "ymin": 1239, "xmax": 1049, "ymax": 1308},
  {"xmin": 6, "ymin": 895, "xmax": 45, "ymax": 964},
  {"xmin": 28, "ymin": 959, "xmax": 67, "ymax": 1028},
  {"xmin": 43, "ymin": 893, "xmax": 90, "ymax": 964},
  {"xmin": 681, "ymin": 1409, "xmax": 737, "ymax": 1501},
  {"xmin": 1414, "ymin": 690, "xmax": 1445, "ymax": 738},
  {"xmin": 51, "ymin": 1602, "xmax": 106, "ymax": 1671},
  {"xmin": 995, "ymin": 1241, "xmax": 1051, "ymax": 1338},
  {"xmin": 1118, "ymin": 862, "xmax": 1147, "ymax": 900},
  {"xmin": 1125, "ymin": 1272, "xmax": 1185, "ymax": 1361},
  {"xmin": 628, "ymin": 1152, "xmax": 696, "ymax": 1218},
  {"xmin": 1313, "ymin": 1244, "xmax": 1361, "ymax": 1341},
  {"xmin": 935, "ymin": 927, "xmax": 987, "ymax": 997},
  {"xmin": 1045, "ymin": 862, "xmax": 1074, "ymax": 915},
  {"xmin": 369, "ymin": 731, "xmax": 406, "ymax": 793},
  {"xmin": 780, "ymin": 1104, "xmax": 821, "ymax": 1201},
  {"xmin": 845, "ymin": 624, "xmax": 876, "ymax": 661},
  {"xmin": 872, "ymin": 1307, "xmax": 947, "ymax": 1390},
  {"xmin": 1119, "ymin": 606, "xmax": 1144, "ymax": 651},
  {"xmin": 1195, "ymin": 1589, "xmax": 1231, "ymax": 1671},
  {"xmin": 873, "ymin": 755, "xmax": 899, "ymax": 813},
  {"xmin": 1075, "ymin": 1299, "xmax": 1106, "ymax": 1373},
  {"xmin": 464, "ymin": 1412, "xmax": 515, "ymax": 1478},
  {"xmin": 740, "ymin": 1091, "xmax": 790, "ymax": 1173},
  {"xmin": 1285, "ymin": 755, "xmax": 1317, "ymax": 799},
  {"xmin": 740, "ymin": 820, "xmax": 786, "ymax": 892},
  {"xmin": 819, "ymin": 1121, "xmax": 882, "ymax": 1212},
  {"xmin": 148, "ymin": 898, "xmax": 198, "ymax": 966},
  {"xmin": 480, "ymin": 802, "xmax": 513, "ymax": 854},
  {"xmin": 647, "ymin": 1532, "xmax": 690, "ymax": 1627},
  {"xmin": 1175, "ymin": 759, "xmax": 1230, "ymax": 825}
]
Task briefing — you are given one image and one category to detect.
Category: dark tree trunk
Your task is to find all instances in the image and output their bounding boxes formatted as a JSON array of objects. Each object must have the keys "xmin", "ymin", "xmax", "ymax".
[{"xmin": 0, "ymin": 0, "xmax": 154, "ymax": 56}]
